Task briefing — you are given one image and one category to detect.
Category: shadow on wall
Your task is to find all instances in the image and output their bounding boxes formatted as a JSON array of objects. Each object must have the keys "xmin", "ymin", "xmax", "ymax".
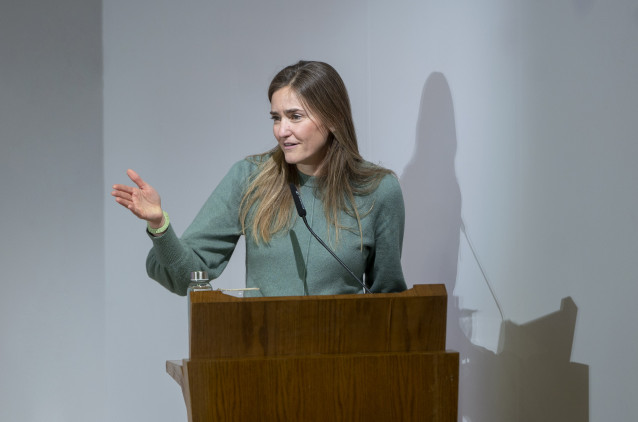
[{"xmin": 400, "ymin": 73, "xmax": 589, "ymax": 422}]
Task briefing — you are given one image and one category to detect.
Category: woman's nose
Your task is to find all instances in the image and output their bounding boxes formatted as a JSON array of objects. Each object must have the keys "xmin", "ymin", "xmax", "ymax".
[{"xmin": 277, "ymin": 119, "xmax": 292, "ymax": 137}]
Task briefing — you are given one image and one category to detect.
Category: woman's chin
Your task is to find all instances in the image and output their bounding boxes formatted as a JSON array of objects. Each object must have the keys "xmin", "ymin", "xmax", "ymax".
[{"xmin": 282, "ymin": 152, "xmax": 300, "ymax": 165}]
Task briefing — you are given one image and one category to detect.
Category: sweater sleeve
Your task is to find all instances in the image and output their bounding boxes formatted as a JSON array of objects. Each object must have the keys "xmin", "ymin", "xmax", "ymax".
[
  {"xmin": 145, "ymin": 160, "xmax": 254, "ymax": 295},
  {"xmin": 365, "ymin": 174, "xmax": 407, "ymax": 293}
]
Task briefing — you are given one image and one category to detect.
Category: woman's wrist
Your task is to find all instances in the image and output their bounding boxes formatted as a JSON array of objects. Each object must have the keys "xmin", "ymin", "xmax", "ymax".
[
  {"xmin": 147, "ymin": 212, "xmax": 165, "ymax": 229},
  {"xmin": 147, "ymin": 211, "xmax": 170, "ymax": 235}
]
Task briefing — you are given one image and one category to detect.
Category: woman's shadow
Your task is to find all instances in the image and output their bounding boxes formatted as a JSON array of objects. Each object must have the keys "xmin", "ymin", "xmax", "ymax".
[{"xmin": 400, "ymin": 72, "xmax": 589, "ymax": 422}]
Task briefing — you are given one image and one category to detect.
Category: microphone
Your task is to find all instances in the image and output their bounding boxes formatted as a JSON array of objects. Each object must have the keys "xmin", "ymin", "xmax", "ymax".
[{"xmin": 288, "ymin": 183, "xmax": 372, "ymax": 294}]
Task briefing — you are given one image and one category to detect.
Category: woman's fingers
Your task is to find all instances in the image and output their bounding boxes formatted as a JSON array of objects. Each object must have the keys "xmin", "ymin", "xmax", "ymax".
[
  {"xmin": 112, "ymin": 169, "xmax": 162, "ymax": 221},
  {"xmin": 112, "ymin": 192, "xmax": 131, "ymax": 206},
  {"xmin": 112, "ymin": 181, "xmax": 139, "ymax": 214},
  {"xmin": 111, "ymin": 187, "xmax": 134, "ymax": 206},
  {"xmin": 126, "ymin": 169, "xmax": 146, "ymax": 189},
  {"xmin": 112, "ymin": 183, "xmax": 135, "ymax": 195}
]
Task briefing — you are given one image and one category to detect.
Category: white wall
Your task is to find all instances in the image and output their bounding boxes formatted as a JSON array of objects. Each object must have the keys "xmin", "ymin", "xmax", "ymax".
[
  {"xmin": 2, "ymin": 0, "xmax": 637, "ymax": 420},
  {"xmin": 409, "ymin": 3, "xmax": 637, "ymax": 420},
  {"xmin": 102, "ymin": 1, "xmax": 374, "ymax": 419},
  {"xmin": 0, "ymin": 1, "xmax": 104, "ymax": 421},
  {"xmin": 103, "ymin": 1, "xmax": 638, "ymax": 421}
]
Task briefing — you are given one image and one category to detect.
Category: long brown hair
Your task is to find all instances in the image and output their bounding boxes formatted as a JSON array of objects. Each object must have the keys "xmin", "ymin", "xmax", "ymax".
[{"xmin": 240, "ymin": 61, "xmax": 393, "ymax": 244}]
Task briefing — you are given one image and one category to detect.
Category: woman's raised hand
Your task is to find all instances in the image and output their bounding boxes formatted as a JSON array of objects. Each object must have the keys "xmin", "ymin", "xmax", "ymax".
[{"xmin": 112, "ymin": 169, "xmax": 164, "ymax": 227}]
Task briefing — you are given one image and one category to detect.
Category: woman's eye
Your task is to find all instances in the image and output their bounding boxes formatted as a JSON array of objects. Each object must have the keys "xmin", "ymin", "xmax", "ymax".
[
  {"xmin": 270, "ymin": 115, "xmax": 280, "ymax": 122},
  {"xmin": 291, "ymin": 114, "xmax": 302, "ymax": 121}
]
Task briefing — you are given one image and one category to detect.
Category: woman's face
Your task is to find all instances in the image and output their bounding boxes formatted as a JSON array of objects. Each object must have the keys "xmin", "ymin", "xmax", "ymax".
[{"xmin": 270, "ymin": 86, "xmax": 329, "ymax": 176}]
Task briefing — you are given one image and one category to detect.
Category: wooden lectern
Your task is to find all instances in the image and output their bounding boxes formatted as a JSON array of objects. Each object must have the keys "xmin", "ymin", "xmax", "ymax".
[{"xmin": 166, "ymin": 284, "xmax": 458, "ymax": 421}]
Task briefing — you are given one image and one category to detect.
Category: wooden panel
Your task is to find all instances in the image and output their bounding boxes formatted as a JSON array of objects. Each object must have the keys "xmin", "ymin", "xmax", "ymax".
[
  {"xmin": 184, "ymin": 351, "xmax": 459, "ymax": 422},
  {"xmin": 189, "ymin": 284, "xmax": 447, "ymax": 359},
  {"xmin": 166, "ymin": 360, "xmax": 184, "ymax": 387},
  {"xmin": 166, "ymin": 360, "xmax": 191, "ymax": 418}
]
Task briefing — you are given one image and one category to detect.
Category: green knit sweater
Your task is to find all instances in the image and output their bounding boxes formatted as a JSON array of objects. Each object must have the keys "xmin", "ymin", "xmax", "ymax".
[{"xmin": 146, "ymin": 158, "xmax": 406, "ymax": 296}]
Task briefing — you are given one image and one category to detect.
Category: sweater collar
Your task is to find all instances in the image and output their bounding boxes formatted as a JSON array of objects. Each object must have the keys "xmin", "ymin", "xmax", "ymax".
[{"xmin": 297, "ymin": 170, "xmax": 318, "ymax": 188}]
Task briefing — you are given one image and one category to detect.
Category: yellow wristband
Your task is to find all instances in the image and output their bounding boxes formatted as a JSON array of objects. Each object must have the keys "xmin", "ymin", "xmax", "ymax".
[{"xmin": 147, "ymin": 211, "xmax": 170, "ymax": 235}]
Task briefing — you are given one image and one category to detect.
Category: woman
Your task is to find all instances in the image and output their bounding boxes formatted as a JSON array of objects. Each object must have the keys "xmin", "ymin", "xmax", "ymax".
[{"xmin": 112, "ymin": 61, "xmax": 406, "ymax": 296}]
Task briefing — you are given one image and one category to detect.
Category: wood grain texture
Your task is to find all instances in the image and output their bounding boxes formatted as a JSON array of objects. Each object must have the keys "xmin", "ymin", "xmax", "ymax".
[
  {"xmin": 189, "ymin": 284, "xmax": 447, "ymax": 359},
  {"xmin": 185, "ymin": 351, "xmax": 459, "ymax": 422},
  {"xmin": 169, "ymin": 284, "xmax": 458, "ymax": 421},
  {"xmin": 166, "ymin": 360, "xmax": 190, "ymax": 412},
  {"xmin": 166, "ymin": 360, "xmax": 184, "ymax": 387}
]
